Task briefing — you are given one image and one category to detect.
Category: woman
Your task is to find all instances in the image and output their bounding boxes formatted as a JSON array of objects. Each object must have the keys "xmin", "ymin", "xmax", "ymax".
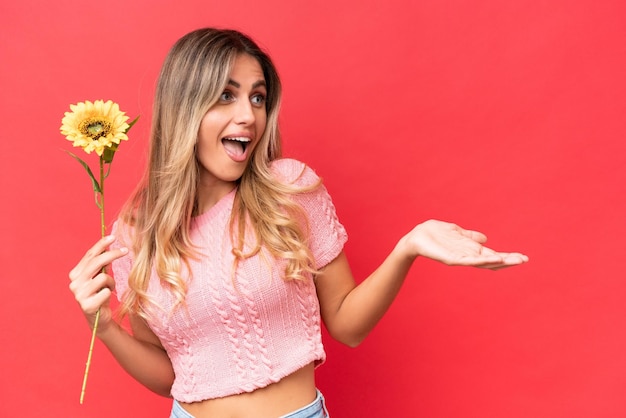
[{"xmin": 69, "ymin": 28, "xmax": 528, "ymax": 418}]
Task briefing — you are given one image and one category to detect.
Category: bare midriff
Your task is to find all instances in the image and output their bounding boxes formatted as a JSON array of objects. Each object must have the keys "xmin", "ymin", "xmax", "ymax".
[{"xmin": 179, "ymin": 362, "xmax": 317, "ymax": 418}]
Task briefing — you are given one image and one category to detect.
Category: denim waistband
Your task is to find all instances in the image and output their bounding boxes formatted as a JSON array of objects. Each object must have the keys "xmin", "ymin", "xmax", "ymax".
[{"xmin": 170, "ymin": 389, "xmax": 329, "ymax": 418}]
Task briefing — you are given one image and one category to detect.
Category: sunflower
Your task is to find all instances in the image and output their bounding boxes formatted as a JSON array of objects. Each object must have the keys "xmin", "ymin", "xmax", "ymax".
[{"xmin": 60, "ymin": 100, "xmax": 130, "ymax": 156}]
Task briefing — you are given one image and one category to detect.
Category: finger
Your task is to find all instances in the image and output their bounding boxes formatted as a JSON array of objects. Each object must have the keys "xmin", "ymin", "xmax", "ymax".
[
  {"xmin": 73, "ymin": 273, "xmax": 115, "ymax": 314},
  {"xmin": 501, "ymin": 253, "xmax": 529, "ymax": 264},
  {"xmin": 86, "ymin": 272, "xmax": 116, "ymax": 295},
  {"xmin": 458, "ymin": 228, "xmax": 488, "ymax": 244},
  {"xmin": 70, "ymin": 240, "xmax": 128, "ymax": 283},
  {"xmin": 479, "ymin": 246, "xmax": 499, "ymax": 256},
  {"xmin": 482, "ymin": 263, "xmax": 521, "ymax": 271},
  {"xmin": 488, "ymin": 252, "xmax": 529, "ymax": 264},
  {"xmin": 70, "ymin": 271, "xmax": 114, "ymax": 299},
  {"xmin": 479, "ymin": 247, "xmax": 529, "ymax": 263},
  {"xmin": 80, "ymin": 287, "xmax": 113, "ymax": 315},
  {"xmin": 454, "ymin": 254, "xmax": 503, "ymax": 266},
  {"xmin": 69, "ymin": 235, "xmax": 117, "ymax": 281},
  {"xmin": 82, "ymin": 235, "xmax": 118, "ymax": 264},
  {"xmin": 475, "ymin": 254, "xmax": 529, "ymax": 270}
]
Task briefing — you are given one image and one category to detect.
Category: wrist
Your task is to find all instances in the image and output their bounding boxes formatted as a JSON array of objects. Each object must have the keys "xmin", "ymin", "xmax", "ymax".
[
  {"xmin": 395, "ymin": 235, "xmax": 419, "ymax": 264},
  {"xmin": 96, "ymin": 318, "xmax": 122, "ymax": 342}
]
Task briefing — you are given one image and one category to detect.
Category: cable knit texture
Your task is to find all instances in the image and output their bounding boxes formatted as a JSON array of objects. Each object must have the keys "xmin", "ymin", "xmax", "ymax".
[{"xmin": 111, "ymin": 159, "xmax": 348, "ymax": 402}]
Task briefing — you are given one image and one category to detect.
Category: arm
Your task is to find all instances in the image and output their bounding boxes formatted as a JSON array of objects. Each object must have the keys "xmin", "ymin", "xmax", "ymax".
[
  {"xmin": 69, "ymin": 235, "xmax": 175, "ymax": 397},
  {"xmin": 315, "ymin": 219, "xmax": 528, "ymax": 348},
  {"xmin": 97, "ymin": 314, "xmax": 175, "ymax": 397}
]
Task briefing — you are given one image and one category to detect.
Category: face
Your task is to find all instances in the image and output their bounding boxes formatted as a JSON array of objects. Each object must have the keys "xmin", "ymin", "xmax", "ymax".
[{"xmin": 196, "ymin": 53, "xmax": 267, "ymax": 206}]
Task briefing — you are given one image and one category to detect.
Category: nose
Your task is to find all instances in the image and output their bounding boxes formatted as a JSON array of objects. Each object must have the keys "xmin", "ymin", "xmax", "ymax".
[{"xmin": 234, "ymin": 99, "xmax": 255, "ymax": 126}]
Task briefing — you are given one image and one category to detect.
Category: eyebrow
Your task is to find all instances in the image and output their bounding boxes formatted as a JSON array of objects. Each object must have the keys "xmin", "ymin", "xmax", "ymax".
[{"xmin": 227, "ymin": 79, "xmax": 267, "ymax": 89}]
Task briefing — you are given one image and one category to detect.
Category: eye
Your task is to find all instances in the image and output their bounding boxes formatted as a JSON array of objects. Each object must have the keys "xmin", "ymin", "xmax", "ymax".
[
  {"xmin": 251, "ymin": 94, "xmax": 266, "ymax": 107},
  {"xmin": 219, "ymin": 91, "xmax": 234, "ymax": 102}
]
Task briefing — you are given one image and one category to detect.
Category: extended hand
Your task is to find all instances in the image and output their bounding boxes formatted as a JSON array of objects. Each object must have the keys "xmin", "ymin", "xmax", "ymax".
[{"xmin": 401, "ymin": 220, "xmax": 529, "ymax": 270}]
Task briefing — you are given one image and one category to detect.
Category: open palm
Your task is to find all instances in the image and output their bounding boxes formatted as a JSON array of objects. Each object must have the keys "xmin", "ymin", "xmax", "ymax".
[{"xmin": 404, "ymin": 220, "xmax": 528, "ymax": 270}]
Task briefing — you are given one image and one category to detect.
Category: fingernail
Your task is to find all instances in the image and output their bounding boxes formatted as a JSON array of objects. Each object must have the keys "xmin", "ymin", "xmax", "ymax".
[{"xmin": 120, "ymin": 247, "xmax": 128, "ymax": 254}]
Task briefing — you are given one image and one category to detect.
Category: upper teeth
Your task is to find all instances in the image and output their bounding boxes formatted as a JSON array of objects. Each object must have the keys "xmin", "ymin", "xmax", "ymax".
[{"xmin": 227, "ymin": 137, "xmax": 251, "ymax": 142}]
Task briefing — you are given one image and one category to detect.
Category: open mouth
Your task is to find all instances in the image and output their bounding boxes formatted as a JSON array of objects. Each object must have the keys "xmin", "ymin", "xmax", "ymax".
[{"xmin": 222, "ymin": 136, "xmax": 251, "ymax": 160}]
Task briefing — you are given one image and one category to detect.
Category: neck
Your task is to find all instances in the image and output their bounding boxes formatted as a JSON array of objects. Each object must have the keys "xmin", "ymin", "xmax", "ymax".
[{"xmin": 196, "ymin": 181, "xmax": 237, "ymax": 214}]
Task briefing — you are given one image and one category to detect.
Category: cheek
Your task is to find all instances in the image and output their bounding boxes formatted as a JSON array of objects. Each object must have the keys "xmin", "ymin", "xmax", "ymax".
[
  {"xmin": 257, "ymin": 112, "xmax": 268, "ymax": 134},
  {"xmin": 198, "ymin": 117, "xmax": 222, "ymax": 145}
]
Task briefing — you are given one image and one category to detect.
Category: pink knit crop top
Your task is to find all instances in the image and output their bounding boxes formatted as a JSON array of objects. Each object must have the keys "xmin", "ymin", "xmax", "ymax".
[{"xmin": 111, "ymin": 159, "xmax": 348, "ymax": 402}]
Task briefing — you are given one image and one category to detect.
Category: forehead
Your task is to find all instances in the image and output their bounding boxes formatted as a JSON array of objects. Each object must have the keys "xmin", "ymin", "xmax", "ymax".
[{"xmin": 229, "ymin": 54, "xmax": 265, "ymax": 83}]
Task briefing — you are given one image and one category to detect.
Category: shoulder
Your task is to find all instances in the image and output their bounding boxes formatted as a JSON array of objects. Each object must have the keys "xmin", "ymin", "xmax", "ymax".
[
  {"xmin": 110, "ymin": 218, "xmax": 136, "ymax": 298},
  {"xmin": 270, "ymin": 158, "xmax": 321, "ymax": 187},
  {"xmin": 111, "ymin": 218, "xmax": 135, "ymax": 251}
]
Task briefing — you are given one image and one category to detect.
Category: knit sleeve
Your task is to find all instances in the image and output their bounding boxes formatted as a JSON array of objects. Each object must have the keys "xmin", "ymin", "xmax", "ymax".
[
  {"xmin": 110, "ymin": 220, "xmax": 134, "ymax": 302},
  {"xmin": 271, "ymin": 158, "xmax": 348, "ymax": 269}
]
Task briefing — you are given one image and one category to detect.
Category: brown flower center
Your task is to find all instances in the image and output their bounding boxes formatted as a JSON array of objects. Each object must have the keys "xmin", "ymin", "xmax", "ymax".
[{"xmin": 79, "ymin": 118, "xmax": 112, "ymax": 141}]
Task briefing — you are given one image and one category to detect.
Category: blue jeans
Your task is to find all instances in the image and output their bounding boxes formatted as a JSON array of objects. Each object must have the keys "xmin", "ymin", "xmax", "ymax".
[{"xmin": 170, "ymin": 390, "xmax": 329, "ymax": 418}]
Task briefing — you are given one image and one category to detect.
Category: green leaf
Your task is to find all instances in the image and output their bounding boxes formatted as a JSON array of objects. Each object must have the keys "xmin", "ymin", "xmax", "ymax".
[
  {"xmin": 65, "ymin": 150, "xmax": 102, "ymax": 194},
  {"xmin": 125, "ymin": 115, "xmax": 139, "ymax": 133},
  {"xmin": 102, "ymin": 146, "xmax": 117, "ymax": 164},
  {"xmin": 102, "ymin": 115, "xmax": 139, "ymax": 164}
]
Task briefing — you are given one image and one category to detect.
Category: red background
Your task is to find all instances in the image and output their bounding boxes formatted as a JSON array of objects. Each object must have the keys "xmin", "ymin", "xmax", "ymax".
[{"xmin": 2, "ymin": 0, "xmax": 625, "ymax": 416}]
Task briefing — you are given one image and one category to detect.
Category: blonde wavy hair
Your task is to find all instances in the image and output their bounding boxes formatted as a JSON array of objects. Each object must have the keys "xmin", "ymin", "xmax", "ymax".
[{"xmin": 118, "ymin": 28, "xmax": 318, "ymax": 319}]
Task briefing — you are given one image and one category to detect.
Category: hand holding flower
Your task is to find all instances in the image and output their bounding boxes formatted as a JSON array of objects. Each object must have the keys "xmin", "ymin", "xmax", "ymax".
[
  {"xmin": 69, "ymin": 235, "xmax": 124, "ymax": 333},
  {"xmin": 60, "ymin": 100, "xmax": 137, "ymax": 403}
]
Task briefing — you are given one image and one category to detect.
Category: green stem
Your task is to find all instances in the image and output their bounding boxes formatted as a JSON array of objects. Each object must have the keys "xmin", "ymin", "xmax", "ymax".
[
  {"xmin": 79, "ymin": 157, "xmax": 106, "ymax": 405},
  {"xmin": 80, "ymin": 310, "xmax": 100, "ymax": 404},
  {"xmin": 100, "ymin": 158, "xmax": 105, "ymax": 238}
]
